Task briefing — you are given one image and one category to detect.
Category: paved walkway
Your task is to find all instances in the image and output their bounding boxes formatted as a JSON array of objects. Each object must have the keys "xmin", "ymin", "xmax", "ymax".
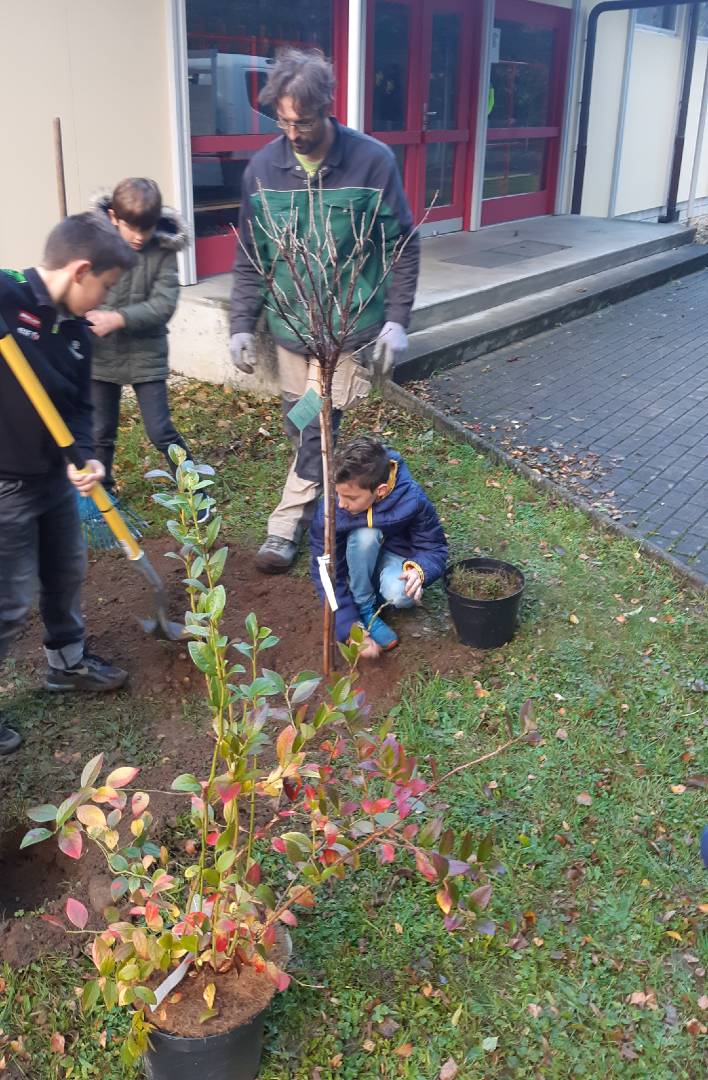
[{"xmin": 418, "ymin": 269, "xmax": 708, "ymax": 584}]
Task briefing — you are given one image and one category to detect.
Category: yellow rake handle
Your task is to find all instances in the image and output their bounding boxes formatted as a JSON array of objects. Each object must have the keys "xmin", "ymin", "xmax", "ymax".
[{"xmin": 0, "ymin": 327, "xmax": 142, "ymax": 560}]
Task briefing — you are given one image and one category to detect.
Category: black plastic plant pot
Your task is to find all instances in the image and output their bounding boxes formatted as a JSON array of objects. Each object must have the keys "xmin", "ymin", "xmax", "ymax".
[
  {"xmin": 143, "ymin": 1008, "xmax": 266, "ymax": 1080},
  {"xmin": 444, "ymin": 557, "xmax": 525, "ymax": 650}
]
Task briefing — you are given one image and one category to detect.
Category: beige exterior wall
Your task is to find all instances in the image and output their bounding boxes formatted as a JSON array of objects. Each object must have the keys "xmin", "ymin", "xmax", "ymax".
[
  {"xmin": 580, "ymin": 9, "xmax": 631, "ymax": 216},
  {"xmin": 614, "ymin": 21, "xmax": 684, "ymax": 216},
  {"xmin": 0, "ymin": 0, "xmax": 175, "ymax": 269},
  {"xmin": 679, "ymin": 38, "xmax": 708, "ymax": 205}
]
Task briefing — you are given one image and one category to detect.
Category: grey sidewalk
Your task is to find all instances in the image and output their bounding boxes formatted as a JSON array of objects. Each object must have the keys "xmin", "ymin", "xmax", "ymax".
[{"xmin": 415, "ymin": 269, "xmax": 708, "ymax": 583}]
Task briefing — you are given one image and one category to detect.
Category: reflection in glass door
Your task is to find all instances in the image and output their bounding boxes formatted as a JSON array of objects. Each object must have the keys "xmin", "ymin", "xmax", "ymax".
[
  {"xmin": 482, "ymin": 0, "xmax": 569, "ymax": 225},
  {"xmin": 366, "ymin": 0, "xmax": 477, "ymax": 232}
]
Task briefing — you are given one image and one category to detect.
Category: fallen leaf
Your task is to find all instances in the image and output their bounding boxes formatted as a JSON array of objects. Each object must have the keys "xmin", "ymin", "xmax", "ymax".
[
  {"xmin": 568, "ymin": 613, "xmax": 579, "ymax": 625},
  {"xmin": 670, "ymin": 785, "xmax": 686, "ymax": 794},
  {"xmin": 576, "ymin": 792, "xmax": 593, "ymax": 806},
  {"xmin": 362, "ymin": 1039, "xmax": 375, "ymax": 1052},
  {"xmin": 685, "ymin": 1017, "xmax": 707, "ymax": 1035},
  {"xmin": 439, "ymin": 1057, "xmax": 459, "ymax": 1079},
  {"xmin": 49, "ymin": 1032, "xmax": 65, "ymax": 1054},
  {"xmin": 203, "ymin": 982, "xmax": 216, "ymax": 1010},
  {"xmin": 377, "ymin": 1017, "xmax": 400, "ymax": 1038},
  {"xmin": 556, "ymin": 728, "xmax": 568, "ymax": 741},
  {"xmin": 394, "ymin": 1043, "xmax": 413, "ymax": 1058},
  {"xmin": 697, "ymin": 996, "xmax": 708, "ymax": 1011},
  {"xmin": 482, "ymin": 1035, "xmax": 499, "ymax": 1052},
  {"xmin": 528, "ymin": 1003, "xmax": 543, "ymax": 1018}
]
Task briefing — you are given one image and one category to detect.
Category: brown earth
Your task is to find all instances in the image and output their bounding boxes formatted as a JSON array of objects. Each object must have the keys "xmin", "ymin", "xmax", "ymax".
[{"xmin": 0, "ymin": 539, "xmax": 483, "ymax": 966}]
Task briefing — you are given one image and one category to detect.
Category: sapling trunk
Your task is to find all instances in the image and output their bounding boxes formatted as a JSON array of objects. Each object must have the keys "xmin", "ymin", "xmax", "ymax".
[{"xmin": 318, "ymin": 371, "xmax": 337, "ymax": 675}]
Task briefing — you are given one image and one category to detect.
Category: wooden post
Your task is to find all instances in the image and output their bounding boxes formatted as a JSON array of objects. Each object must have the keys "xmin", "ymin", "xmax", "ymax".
[{"xmin": 53, "ymin": 117, "xmax": 68, "ymax": 218}]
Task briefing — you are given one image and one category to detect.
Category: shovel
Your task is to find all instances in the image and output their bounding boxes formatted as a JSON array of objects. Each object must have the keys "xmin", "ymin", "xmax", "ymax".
[{"xmin": 0, "ymin": 315, "xmax": 185, "ymax": 641}]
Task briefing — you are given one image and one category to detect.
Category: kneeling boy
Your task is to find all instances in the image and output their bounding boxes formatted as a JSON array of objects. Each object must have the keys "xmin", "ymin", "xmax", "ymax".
[
  {"xmin": 0, "ymin": 213, "xmax": 137, "ymax": 755},
  {"xmin": 310, "ymin": 435, "xmax": 447, "ymax": 658}
]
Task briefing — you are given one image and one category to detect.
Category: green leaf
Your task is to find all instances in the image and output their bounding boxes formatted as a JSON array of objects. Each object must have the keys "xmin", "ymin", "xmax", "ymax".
[
  {"xmin": 109, "ymin": 853, "xmax": 129, "ymax": 873},
  {"xmin": 82, "ymin": 980, "xmax": 101, "ymax": 1011},
  {"xmin": 189, "ymin": 640, "xmax": 216, "ymax": 674},
  {"xmin": 458, "ymin": 830, "xmax": 475, "ymax": 862},
  {"xmin": 245, "ymin": 612, "xmax": 259, "ymax": 641},
  {"xmin": 259, "ymin": 635, "xmax": 279, "ymax": 650},
  {"xmin": 477, "ymin": 831, "xmax": 494, "ymax": 864},
  {"xmin": 26, "ymin": 804, "xmax": 58, "ymax": 823},
  {"xmin": 208, "ymin": 547, "xmax": 228, "ymax": 582},
  {"xmin": 20, "ymin": 827, "xmax": 52, "ymax": 848},
  {"xmin": 171, "ymin": 773, "xmax": 202, "ymax": 794},
  {"xmin": 133, "ymin": 986, "xmax": 157, "ymax": 1006},
  {"xmin": 216, "ymin": 850, "xmax": 237, "ymax": 874},
  {"xmin": 205, "ymin": 585, "xmax": 226, "ymax": 620},
  {"xmin": 291, "ymin": 677, "xmax": 321, "ymax": 705},
  {"xmin": 261, "ymin": 669, "xmax": 286, "ymax": 693}
]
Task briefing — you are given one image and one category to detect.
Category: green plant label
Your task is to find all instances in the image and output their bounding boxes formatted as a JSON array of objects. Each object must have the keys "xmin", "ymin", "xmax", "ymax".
[{"xmin": 286, "ymin": 388, "xmax": 323, "ymax": 432}]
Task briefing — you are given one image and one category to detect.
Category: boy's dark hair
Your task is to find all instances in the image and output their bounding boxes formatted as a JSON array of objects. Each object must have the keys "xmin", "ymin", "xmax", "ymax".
[
  {"xmin": 259, "ymin": 48, "xmax": 336, "ymax": 115},
  {"xmin": 334, "ymin": 435, "xmax": 391, "ymax": 491},
  {"xmin": 111, "ymin": 177, "xmax": 162, "ymax": 230},
  {"xmin": 43, "ymin": 213, "xmax": 137, "ymax": 274}
]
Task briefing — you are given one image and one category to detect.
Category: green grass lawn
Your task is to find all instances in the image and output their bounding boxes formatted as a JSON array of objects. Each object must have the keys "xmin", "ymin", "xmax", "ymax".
[{"xmin": 1, "ymin": 381, "xmax": 706, "ymax": 1079}]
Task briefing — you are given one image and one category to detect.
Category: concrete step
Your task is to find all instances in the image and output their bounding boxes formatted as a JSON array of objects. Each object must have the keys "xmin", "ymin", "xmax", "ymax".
[
  {"xmin": 395, "ymin": 243, "xmax": 708, "ymax": 384},
  {"xmin": 407, "ymin": 223, "xmax": 695, "ymax": 333}
]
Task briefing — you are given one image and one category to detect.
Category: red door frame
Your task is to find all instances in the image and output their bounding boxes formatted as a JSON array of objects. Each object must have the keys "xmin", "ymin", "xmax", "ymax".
[
  {"xmin": 190, "ymin": 0, "xmax": 350, "ymax": 278},
  {"xmin": 365, "ymin": 0, "xmax": 479, "ymax": 229},
  {"xmin": 481, "ymin": 0, "xmax": 570, "ymax": 226}
]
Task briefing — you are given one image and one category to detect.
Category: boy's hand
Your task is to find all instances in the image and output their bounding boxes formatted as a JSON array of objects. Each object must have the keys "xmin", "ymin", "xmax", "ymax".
[
  {"xmin": 87, "ymin": 310, "xmax": 125, "ymax": 337},
  {"xmin": 67, "ymin": 459, "xmax": 105, "ymax": 496},
  {"xmin": 359, "ymin": 633, "xmax": 383, "ymax": 660},
  {"xmin": 400, "ymin": 567, "xmax": 423, "ymax": 603}
]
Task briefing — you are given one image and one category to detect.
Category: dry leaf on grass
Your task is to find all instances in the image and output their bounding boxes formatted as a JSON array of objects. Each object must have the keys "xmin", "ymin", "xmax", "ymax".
[{"xmin": 439, "ymin": 1058, "xmax": 459, "ymax": 1079}]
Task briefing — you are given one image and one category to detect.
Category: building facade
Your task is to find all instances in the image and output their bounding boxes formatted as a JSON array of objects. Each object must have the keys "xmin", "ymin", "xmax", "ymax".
[{"xmin": 2, "ymin": 1, "xmax": 708, "ymax": 282}]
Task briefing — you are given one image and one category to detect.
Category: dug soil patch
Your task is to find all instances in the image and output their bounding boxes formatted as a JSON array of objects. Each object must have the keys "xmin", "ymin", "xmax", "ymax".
[{"xmin": 1, "ymin": 539, "xmax": 482, "ymax": 965}]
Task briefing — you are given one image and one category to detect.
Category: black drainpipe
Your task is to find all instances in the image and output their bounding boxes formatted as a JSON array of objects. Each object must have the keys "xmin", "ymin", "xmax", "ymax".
[{"xmin": 571, "ymin": 0, "xmax": 702, "ymax": 219}]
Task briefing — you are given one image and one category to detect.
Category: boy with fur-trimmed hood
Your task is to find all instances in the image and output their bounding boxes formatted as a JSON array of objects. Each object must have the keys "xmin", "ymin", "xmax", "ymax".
[
  {"xmin": 310, "ymin": 435, "xmax": 447, "ymax": 658},
  {"xmin": 87, "ymin": 178, "xmax": 197, "ymax": 498}
]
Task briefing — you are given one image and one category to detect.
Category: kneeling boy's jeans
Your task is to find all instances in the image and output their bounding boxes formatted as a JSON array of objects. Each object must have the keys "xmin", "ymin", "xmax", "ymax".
[
  {"xmin": 0, "ymin": 475, "xmax": 86, "ymax": 671},
  {"xmin": 346, "ymin": 528, "xmax": 416, "ymax": 613}
]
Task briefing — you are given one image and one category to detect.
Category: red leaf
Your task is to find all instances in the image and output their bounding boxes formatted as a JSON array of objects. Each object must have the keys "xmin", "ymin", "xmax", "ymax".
[
  {"xmin": 245, "ymin": 862, "xmax": 262, "ymax": 886},
  {"xmin": 283, "ymin": 776, "xmax": 302, "ymax": 802},
  {"xmin": 272, "ymin": 837, "xmax": 286, "ymax": 854},
  {"xmin": 279, "ymin": 909, "xmax": 298, "ymax": 927},
  {"xmin": 58, "ymin": 824, "xmax": 83, "ymax": 860},
  {"xmin": 470, "ymin": 884, "xmax": 493, "ymax": 912},
  {"xmin": 66, "ymin": 897, "xmax": 89, "ymax": 930},
  {"xmin": 41, "ymin": 913, "xmax": 65, "ymax": 928},
  {"xmin": 378, "ymin": 843, "xmax": 395, "ymax": 864},
  {"xmin": 361, "ymin": 797, "xmax": 392, "ymax": 814},
  {"xmin": 414, "ymin": 850, "xmax": 438, "ymax": 882}
]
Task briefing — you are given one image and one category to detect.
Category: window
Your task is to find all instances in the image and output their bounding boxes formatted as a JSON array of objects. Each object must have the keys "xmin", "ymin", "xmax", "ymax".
[
  {"xmin": 699, "ymin": 3, "xmax": 708, "ymax": 38},
  {"xmin": 636, "ymin": 6, "xmax": 678, "ymax": 32},
  {"xmin": 186, "ymin": 0, "xmax": 337, "ymax": 275}
]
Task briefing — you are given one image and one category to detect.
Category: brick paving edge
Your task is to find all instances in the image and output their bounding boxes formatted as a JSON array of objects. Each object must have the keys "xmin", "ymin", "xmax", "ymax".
[{"xmin": 383, "ymin": 381, "xmax": 708, "ymax": 594}]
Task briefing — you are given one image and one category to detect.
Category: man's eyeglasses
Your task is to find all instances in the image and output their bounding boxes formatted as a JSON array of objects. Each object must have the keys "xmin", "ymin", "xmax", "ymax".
[{"xmin": 275, "ymin": 116, "xmax": 320, "ymax": 134}]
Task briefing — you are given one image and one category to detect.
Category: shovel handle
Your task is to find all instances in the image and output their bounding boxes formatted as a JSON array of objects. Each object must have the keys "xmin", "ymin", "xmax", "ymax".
[{"xmin": 0, "ymin": 323, "xmax": 142, "ymax": 560}]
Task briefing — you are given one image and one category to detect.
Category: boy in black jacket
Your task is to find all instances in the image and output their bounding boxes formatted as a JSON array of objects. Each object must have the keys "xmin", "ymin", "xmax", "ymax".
[{"xmin": 0, "ymin": 214, "xmax": 136, "ymax": 755}]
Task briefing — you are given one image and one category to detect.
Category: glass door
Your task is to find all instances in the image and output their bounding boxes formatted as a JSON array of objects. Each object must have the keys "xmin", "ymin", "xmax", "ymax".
[
  {"xmin": 482, "ymin": 0, "xmax": 570, "ymax": 226},
  {"xmin": 366, "ymin": 0, "xmax": 476, "ymax": 232}
]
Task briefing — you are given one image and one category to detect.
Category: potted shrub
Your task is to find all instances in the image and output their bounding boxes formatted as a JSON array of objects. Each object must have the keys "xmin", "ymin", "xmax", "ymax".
[
  {"xmin": 21, "ymin": 454, "xmax": 523, "ymax": 1078},
  {"xmin": 445, "ymin": 557, "xmax": 525, "ymax": 650}
]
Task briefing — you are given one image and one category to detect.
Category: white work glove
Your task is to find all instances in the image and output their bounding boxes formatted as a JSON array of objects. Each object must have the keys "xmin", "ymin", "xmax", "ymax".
[
  {"xmin": 372, "ymin": 321, "xmax": 408, "ymax": 376},
  {"xmin": 230, "ymin": 332, "xmax": 256, "ymax": 375}
]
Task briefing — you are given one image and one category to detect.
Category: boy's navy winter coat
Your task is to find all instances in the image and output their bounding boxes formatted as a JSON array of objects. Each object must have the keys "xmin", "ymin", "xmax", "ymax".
[
  {"xmin": 310, "ymin": 451, "xmax": 448, "ymax": 640},
  {"xmin": 0, "ymin": 268, "xmax": 93, "ymax": 479}
]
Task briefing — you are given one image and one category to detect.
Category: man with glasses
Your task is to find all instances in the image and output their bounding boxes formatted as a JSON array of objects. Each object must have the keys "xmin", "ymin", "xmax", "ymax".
[{"xmin": 230, "ymin": 48, "xmax": 419, "ymax": 574}]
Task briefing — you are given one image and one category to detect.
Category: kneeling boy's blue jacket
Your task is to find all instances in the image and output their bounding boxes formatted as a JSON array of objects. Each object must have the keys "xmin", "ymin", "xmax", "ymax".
[{"xmin": 310, "ymin": 450, "xmax": 448, "ymax": 640}]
